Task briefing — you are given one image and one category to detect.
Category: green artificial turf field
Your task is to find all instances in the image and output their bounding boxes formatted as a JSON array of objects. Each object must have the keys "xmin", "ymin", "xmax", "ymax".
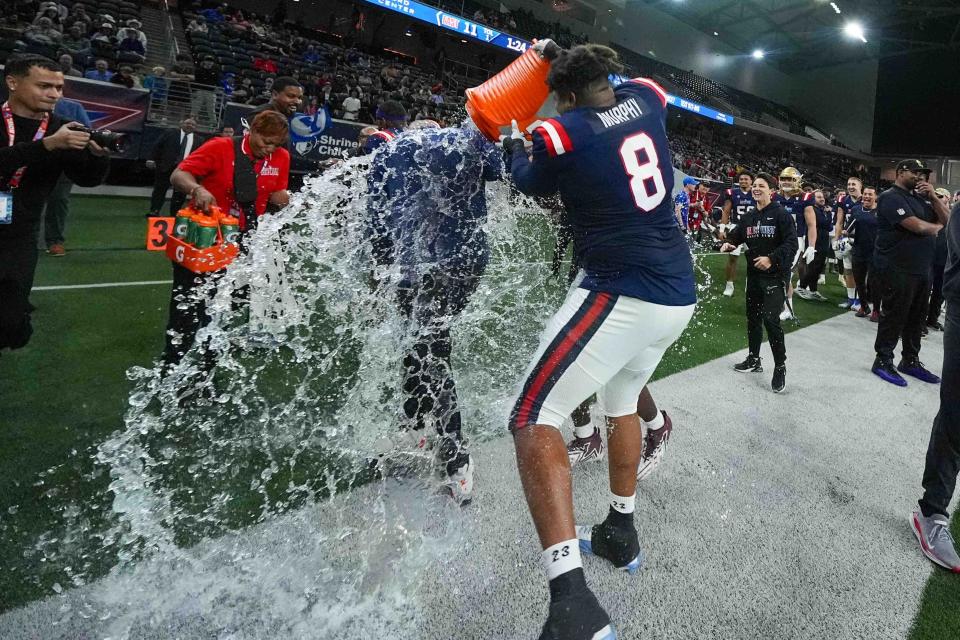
[{"xmin": 0, "ymin": 195, "xmax": 955, "ymax": 638}]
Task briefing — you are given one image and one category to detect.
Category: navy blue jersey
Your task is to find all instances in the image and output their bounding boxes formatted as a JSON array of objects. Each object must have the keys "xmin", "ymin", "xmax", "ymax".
[
  {"xmin": 848, "ymin": 203, "xmax": 878, "ymax": 262},
  {"xmin": 510, "ymin": 78, "xmax": 695, "ymax": 307},
  {"xmin": 775, "ymin": 191, "xmax": 815, "ymax": 238},
  {"xmin": 810, "ymin": 204, "xmax": 832, "ymax": 251},
  {"xmin": 721, "ymin": 187, "xmax": 755, "ymax": 223},
  {"xmin": 367, "ymin": 127, "xmax": 502, "ymax": 273},
  {"xmin": 836, "ymin": 193, "xmax": 861, "ymax": 230},
  {"xmin": 363, "ymin": 127, "xmax": 402, "ymax": 155}
]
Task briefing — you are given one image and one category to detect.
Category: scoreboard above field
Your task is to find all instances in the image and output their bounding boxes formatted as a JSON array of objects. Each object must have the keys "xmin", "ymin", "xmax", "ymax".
[{"xmin": 365, "ymin": 0, "xmax": 532, "ymax": 54}]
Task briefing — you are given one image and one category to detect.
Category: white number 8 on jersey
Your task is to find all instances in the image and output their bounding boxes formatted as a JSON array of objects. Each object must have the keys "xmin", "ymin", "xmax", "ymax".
[{"xmin": 619, "ymin": 132, "xmax": 667, "ymax": 212}]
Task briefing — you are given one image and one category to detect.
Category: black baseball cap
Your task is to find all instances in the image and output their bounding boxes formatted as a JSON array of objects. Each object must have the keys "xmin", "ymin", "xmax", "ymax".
[{"xmin": 896, "ymin": 159, "xmax": 931, "ymax": 174}]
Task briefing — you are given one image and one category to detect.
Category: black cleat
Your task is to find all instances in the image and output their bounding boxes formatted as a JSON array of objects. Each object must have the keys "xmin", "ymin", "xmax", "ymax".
[
  {"xmin": 539, "ymin": 588, "xmax": 615, "ymax": 640},
  {"xmin": 734, "ymin": 354, "xmax": 763, "ymax": 373},
  {"xmin": 576, "ymin": 510, "xmax": 643, "ymax": 573},
  {"xmin": 772, "ymin": 364, "xmax": 786, "ymax": 393}
]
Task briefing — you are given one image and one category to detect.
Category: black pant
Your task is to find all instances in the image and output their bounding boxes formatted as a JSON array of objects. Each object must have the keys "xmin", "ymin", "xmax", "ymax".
[
  {"xmin": 874, "ymin": 269, "xmax": 929, "ymax": 363},
  {"xmin": 798, "ymin": 250, "xmax": 827, "ymax": 291},
  {"xmin": 0, "ymin": 240, "xmax": 38, "ymax": 350},
  {"xmin": 746, "ymin": 274, "xmax": 786, "ymax": 366},
  {"xmin": 397, "ymin": 267, "xmax": 481, "ymax": 469},
  {"xmin": 150, "ymin": 169, "xmax": 186, "ymax": 216},
  {"xmin": 919, "ymin": 302, "xmax": 960, "ymax": 517},
  {"xmin": 163, "ymin": 263, "xmax": 216, "ymax": 366},
  {"xmin": 852, "ymin": 259, "xmax": 879, "ymax": 313},
  {"xmin": 927, "ymin": 262, "xmax": 946, "ymax": 324}
]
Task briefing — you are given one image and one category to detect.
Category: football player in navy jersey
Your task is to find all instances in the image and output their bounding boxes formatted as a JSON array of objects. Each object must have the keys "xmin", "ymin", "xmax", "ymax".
[
  {"xmin": 848, "ymin": 185, "xmax": 880, "ymax": 318},
  {"xmin": 796, "ymin": 190, "xmax": 832, "ymax": 301},
  {"xmin": 719, "ymin": 170, "xmax": 756, "ymax": 296},
  {"xmin": 835, "ymin": 177, "xmax": 864, "ymax": 309},
  {"xmin": 362, "ymin": 100, "xmax": 407, "ymax": 155},
  {"xmin": 504, "ymin": 43, "xmax": 696, "ymax": 640},
  {"xmin": 774, "ymin": 166, "xmax": 814, "ymax": 320}
]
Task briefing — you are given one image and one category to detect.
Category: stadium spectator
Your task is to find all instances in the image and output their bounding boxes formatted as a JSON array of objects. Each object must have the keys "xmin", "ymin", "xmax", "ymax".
[
  {"xmin": 64, "ymin": 3, "xmax": 93, "ymax": 34},
  {"xmin": 23, "ymin": 17, "xmax": 62, "ymax": 53},
  {"xmin": 56, "ymin": 53, "xmax": 81, "ymax": 77},
  {"xmin": 186, "ymin": 15, "xmax": 208, "ymax": 35},
  {"xmin": 163, "ymin": 111, "xmax": 290, "ymax": 366},
  {"xmin": 83, "ymin": 58, "xmax": 112, "ymax": 82},
  {"xmin": 341, "ymin": 89, "xmax": 361, "ymax": 121},
  {"xmin": 912, "ymin": 198, "xmax": 960, "ymax": 572},
  {"xmin": 220, "ymin": 125, "xmax": 235, "ymax": 137},
  {"xmin": 59, "ymin": 25, "xmax": 91, "ymax": 61},
  {"xmin": 32, "ymin": 5, "xmax": 64, "ymax": 31},
  {"xmin": 926, "ymin": 188, "xmax": 951, "ymax": 332},
  {"xmin": 192, "ymin": 55, "xmax": 221, "ymax": 120},
  {"xmin": 117, "ymin": 32, "xmax": 146, "ymax": 64},
  {"xmin": 870, "ymin": 160, "xmax": 949, "ymax": 387},
  {"xmin": 143, "ymin": 66, "xmax": 168, "ymax": 103},
  {"xmin": 90, "ymin": 22, "xmax": 116, "ymax": 45},
  {"xmin": 0, "ymin": 55, "xmax": 109, "ymax": 352},
  {"xmin": 167, "ymin": 53, "xmax": 196, "ymax": 120},
  {"xmin": 109, "ymin": 64, "xmax": 137, "ymax": 88},
  {"xmin": 147, "ymin": 116, "xmax": 199, "ymax": 218},
  {"xmin": 303, "ymin": 44, "xmax": 321, "ymax": 64},
  {"xmin": 41, "ymin": 97, "xmax": 91, "ymax": 257},
  {"xmin": 117, "ymin": 19, "xmax": 146, "ymax": 49}
]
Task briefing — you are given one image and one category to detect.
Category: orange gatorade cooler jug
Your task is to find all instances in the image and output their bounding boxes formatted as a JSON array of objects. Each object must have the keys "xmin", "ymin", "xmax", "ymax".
[{"xmin": 465, "ymin": 45, "xmax": 554, "ymax": 142}]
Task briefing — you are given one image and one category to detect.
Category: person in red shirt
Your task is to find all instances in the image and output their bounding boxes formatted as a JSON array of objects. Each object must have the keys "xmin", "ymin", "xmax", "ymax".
[{"xmin": 162, "ymin": 110, "xmax": 291, "ymax": 366}]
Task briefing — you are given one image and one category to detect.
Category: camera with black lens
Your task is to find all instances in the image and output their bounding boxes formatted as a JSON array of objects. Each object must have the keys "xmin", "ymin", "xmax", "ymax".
[{"xmin": 68, "ymin": 124, "xmax": 126, "ymax": 152}]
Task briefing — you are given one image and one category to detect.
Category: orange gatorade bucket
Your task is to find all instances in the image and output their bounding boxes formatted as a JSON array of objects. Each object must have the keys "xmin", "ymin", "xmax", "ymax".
[
  {"xmin": 165, "ymin": 205, "xmax": 239, "ymax": 273},
  {"xmin": 466, "ymin": 47, "xmax": 552, "ymax": 142}
]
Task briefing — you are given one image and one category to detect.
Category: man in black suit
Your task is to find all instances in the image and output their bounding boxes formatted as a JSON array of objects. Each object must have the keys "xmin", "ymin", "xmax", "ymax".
[{"xmin": 147, "ymin": 115, "xmax": 199, "ymax": 217}]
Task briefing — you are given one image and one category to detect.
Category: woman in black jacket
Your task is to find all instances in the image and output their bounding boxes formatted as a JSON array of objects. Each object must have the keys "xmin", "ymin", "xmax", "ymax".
[{"xmin": 721, "ymin": 172, "xmax": 799, "ymax": 393}]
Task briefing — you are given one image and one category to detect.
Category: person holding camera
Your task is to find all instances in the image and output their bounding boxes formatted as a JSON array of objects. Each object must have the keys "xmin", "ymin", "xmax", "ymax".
[
  {"xmin": 0, "ymin": 55, "xmax": 109, "ymax": 353},
  {"xmin": 721, "ymin": 172, "xmax": 798, "ymax": 393}
]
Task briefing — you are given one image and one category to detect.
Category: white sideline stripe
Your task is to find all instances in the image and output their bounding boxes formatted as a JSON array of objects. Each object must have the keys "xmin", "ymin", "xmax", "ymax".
[{"xmin": 33, "ymin": 280, "xmax": 169, "ymax": 291}]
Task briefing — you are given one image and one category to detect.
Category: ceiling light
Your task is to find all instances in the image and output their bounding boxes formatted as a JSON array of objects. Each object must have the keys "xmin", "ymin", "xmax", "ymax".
[
  {"xmin": 713, "ymin": 31, "xmax": 719, "ymax": 36},
  {"xmin": 843, "ymin": 21, "xmax": 867, "ymax": 43},
  {"xmin": 830, "ymin": 2, "xmax": 841, "ymax": 14},
  {"xmin": 752, "ymin": 49, "xmax": 765, "ymax": 59}
]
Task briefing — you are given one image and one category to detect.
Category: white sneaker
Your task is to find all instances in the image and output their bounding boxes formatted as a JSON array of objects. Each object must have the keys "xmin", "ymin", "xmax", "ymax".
[
  {"xmin": 444, "ymin": 456, "xmax": 474, "ymax": 506},
  {"xmin": 722, "ymin": 282, "xmax": 735, "ymax": 297}
]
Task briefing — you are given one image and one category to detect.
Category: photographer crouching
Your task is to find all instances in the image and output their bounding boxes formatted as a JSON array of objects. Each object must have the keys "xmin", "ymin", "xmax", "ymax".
[
  {"xmin": 162, "ymin": 110, "xmax": 290, "ymax": 367},
  {"xmin": 0, "ymin": 55, "xmax": 110, "ymax": 353}
]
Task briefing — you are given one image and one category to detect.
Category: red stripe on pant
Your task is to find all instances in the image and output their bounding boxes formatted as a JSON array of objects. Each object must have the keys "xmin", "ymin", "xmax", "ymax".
[{"xmin": 513, "ymin": 292, "xmax": 612, "ymax": 429}]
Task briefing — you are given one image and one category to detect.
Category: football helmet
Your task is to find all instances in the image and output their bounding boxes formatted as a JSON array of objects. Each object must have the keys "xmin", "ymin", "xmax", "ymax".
[{"xmin": 779, "ymin": 167, "xmax": 803, "ymax": 196}]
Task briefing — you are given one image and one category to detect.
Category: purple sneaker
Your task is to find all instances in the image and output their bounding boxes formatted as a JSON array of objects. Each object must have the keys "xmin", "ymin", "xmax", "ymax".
[
  {"xmin": 873, "ymin": 358, "xmax": 907, "ymax": 387},
  {"xmin": 898, "ymin": 360, "xmax": 941, "ymax": 384}
]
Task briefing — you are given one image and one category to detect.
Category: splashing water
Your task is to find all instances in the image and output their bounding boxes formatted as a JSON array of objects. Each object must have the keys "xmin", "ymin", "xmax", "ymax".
[{"xmin": 8, "ymin": 125, "xmax": 720, "ymax": 637}]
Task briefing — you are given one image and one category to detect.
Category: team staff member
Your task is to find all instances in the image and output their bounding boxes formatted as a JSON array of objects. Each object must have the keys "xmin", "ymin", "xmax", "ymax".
[
  {"xmin": 796, "ymin": 190, "xmax": 831, "ymax": 301},
  {"xmin": 721, "ymin": 172, "xmax": 798, "ymax": 393},
  {"xmin": 848, "ymin": 186, "xmax": 879, "ymax": 319},
  {"xmin": 912, "ymin": 197, "xmax": 959, "ymax": 572},
  {"xmin": 871, "ymin": 160, "xmax": 949, "ymax": 387},
  {"xmin": 0, "ymin": 55, "xmax": 109, "ymax": 352},
  {"xmin": 719, "ymin": 170, "xmax": 756, "ymax": 297},
  {"xmin": 163, "ymin": 111, "xmax": 290, "ymax": 365},
  {"xmin": 507, "ymin": 43, "xmax": 696, "ymax": 640}
]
